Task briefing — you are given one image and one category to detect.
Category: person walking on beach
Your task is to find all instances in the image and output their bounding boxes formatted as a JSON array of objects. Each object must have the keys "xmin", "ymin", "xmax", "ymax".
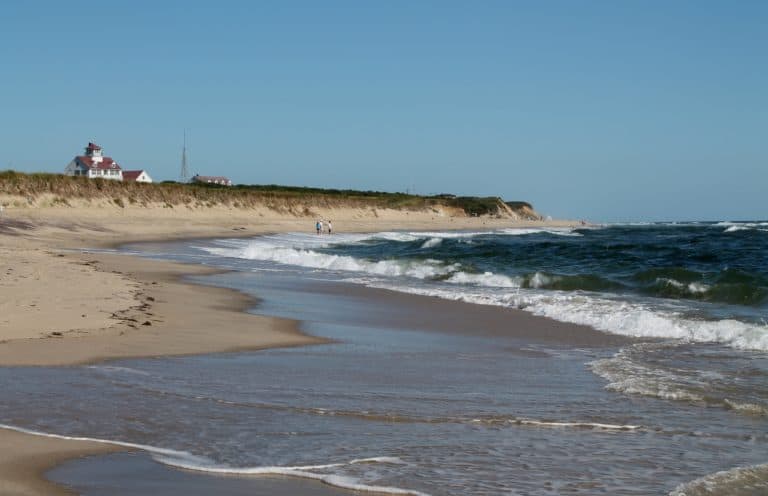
[
  {"xmin": 316, "ymin": 219, "xmax": 323, "ymax": 235},
  {"xmin": 327, "ymin": 220, "xmax": 333, "ymax": 235}
]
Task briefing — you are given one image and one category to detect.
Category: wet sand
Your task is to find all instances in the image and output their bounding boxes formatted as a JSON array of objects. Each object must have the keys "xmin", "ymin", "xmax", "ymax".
[
  {"xmin": 0, "ymin": 253, "xmax": 324, "ymax": 367},
  {"xmin": 279, "ymin": 278, "xmax": 633, "ymax": 347},
  {"xmin": 0, "ymin": 429, "xmax": 121, "ymax": 496}
]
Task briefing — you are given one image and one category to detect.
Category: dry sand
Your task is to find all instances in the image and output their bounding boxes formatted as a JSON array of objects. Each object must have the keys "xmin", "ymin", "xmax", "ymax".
[{"xmin": 0, "ymin": 203, "xmax": 583, "ymax": 495}]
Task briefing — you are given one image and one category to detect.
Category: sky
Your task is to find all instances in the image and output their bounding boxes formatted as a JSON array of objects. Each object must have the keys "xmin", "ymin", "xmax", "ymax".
[{"xmin": 1, "ymin": 1, "xmax": 766, "ymax": 222}]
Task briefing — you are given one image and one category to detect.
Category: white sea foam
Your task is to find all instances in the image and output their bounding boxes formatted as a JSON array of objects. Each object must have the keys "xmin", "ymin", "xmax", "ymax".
[
  {"xmin": 204, "ymin": 241, "xmax": 459, "ymax": 280},
  {"xmin": 371, "ymin": 232, "xmax": 422, "ymax": 242},
  {"xmin": 153, "ymin": 455, "xmax": 430, "ymax": 496},
  {"xmin": 203, "ymin": 236, "xmax": 523, "ymax": 288},
  {"xmin": 0, "ymin": 423, "xmax": 428, "ymax": 496},
  {"xmin": 669, "ymin": 462, "xmax": 768, "ymax": 496},
  {"xmin": 498, "ymin": 227, "xmax": 583, "ymax": 236},
  {"xmin": 420, "ymin": 237, "xmax": 442, "ymax": 249},
  {"xmin": 0, "ymin": 422, "xmax": 207, "ymax": 461},
  {"xmin": 657, "ymin": 278, "xmax": 710, "ymax": 295},
  {"xmin": 718, "ymin": 221, "xmax": 768, "ymax": 234},
  {"xmin": 204, "ymin": 232, "xmax": 768, "ymax": 351},
  {"xmin": 687, "ymin": 282, "xmax": 710, "ymax": 294},
  {"xmin": 469, "ymin": 418, "xmax": 641, "ymax": 431},
  {"xmin": 86, "ymin": 365, "xmax": 151, "ymax": 376},
  {"xmin": 589, "ymin": 349, "xmax": 707, "ymax": 403},
  {"xmin": 514, "ymin": 419, "xmax": 640, "ymax": 430},
  {"xmin": 529, "ymin": 271, "xmax": 559, "ymax": 288},
  {"xmin": 723, "ymin": 399, "xmax": 768, "ymax": 416},
  {"xmin": 716, "ymin": 221, "xmax": 768, "ymax": 227},
  {"xmin": 365, "ymin": 283, "xmax": 768, "ymax": 351},
  {"xmin": 445, "ymin": 271, "xmax": 522, "ymax": 288},
  {"xmin": 206, "ymin": 228, "xmax": 584, "ymax": 264},
  {"xmin": 408, "ymin": 231, "xmax": 490, "ymax": 239},
  {"xmin": 226, "ymin": 228, "xmax": 584, "ymax": 253}
]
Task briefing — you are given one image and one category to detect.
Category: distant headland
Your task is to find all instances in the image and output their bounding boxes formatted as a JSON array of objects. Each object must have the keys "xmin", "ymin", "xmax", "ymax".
[{"xmin": 0, "ymin": 169, "xmax": 542, "ymax": 222}]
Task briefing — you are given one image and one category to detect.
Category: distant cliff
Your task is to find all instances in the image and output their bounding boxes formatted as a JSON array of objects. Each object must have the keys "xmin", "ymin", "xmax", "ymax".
[{"xmin": 0, "ymin": 171, "xmax": 541, "ymax": 220}]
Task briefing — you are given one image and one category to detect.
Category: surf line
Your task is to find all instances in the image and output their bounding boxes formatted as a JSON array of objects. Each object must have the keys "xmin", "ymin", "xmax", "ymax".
[{"xmin": 0, "ymin": 423, "xmax": 431, "ymax": 496}]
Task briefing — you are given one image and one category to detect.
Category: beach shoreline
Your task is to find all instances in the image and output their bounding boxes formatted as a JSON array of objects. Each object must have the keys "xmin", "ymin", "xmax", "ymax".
[{"xmin": 0, "ymin": 209, "xmax": 584, "ymax": 495}]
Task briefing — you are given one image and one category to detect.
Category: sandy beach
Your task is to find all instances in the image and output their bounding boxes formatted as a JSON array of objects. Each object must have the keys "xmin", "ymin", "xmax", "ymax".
[{"xmin": 0, "ymin": 203, "xmax": 581, "ymax": 495}]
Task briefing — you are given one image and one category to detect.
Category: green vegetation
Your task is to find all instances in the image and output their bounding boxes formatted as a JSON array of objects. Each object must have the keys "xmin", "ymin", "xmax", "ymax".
[
  {"xmin": 505, "ymin": 201, "xmax": 534, "ymax": 210},
  {"xmin": 447, "ymin": 196, "xmax": 505, "ymax": 217},
  {"xmin": 0, "ymin": 171, "xmax": 538, "ymax": 218}
]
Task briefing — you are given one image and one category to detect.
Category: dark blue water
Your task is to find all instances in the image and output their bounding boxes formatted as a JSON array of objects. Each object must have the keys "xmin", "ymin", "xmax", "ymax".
[{"xmin": 324, "ymin": 223, "xmax": 768, "ymax": 307}]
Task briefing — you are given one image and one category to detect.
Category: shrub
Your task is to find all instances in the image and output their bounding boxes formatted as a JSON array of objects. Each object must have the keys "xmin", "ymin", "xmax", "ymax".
[{"xmin": 0, "ymin": 171, "xmax": 536, "ymax": 218}]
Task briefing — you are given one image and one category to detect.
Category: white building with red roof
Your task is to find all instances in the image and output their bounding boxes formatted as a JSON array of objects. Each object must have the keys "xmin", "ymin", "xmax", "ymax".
[
  {"xmin": 122, "ymin": 170, "xmax": 153, "ymax": 183},
  {"xmin": 64, "ymin": 142, "xmax": 124, "ymax": 180}
]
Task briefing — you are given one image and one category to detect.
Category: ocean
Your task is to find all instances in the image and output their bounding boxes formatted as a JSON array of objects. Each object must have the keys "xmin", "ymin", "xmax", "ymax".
[{"xmin": 2, "ymin": 222, "xmax": 767, "ymax": 494}]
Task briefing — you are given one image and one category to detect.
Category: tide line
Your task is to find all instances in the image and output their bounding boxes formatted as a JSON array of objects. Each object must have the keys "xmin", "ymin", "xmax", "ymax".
[{"xmin": 0, "ymin": 423, "xmax": 430, "ymax": 496}]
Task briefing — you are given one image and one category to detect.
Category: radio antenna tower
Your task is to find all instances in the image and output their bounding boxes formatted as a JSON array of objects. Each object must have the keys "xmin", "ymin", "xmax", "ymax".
[{"xmin": 180, "ymin": 130, "xmax": 190, "ymax": 183}]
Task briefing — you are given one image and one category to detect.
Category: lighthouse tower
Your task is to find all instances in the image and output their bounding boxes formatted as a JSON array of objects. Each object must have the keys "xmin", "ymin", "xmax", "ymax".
[{"xmin": 84, "ymin": 142, "xmax": 104, "ymax": 163}]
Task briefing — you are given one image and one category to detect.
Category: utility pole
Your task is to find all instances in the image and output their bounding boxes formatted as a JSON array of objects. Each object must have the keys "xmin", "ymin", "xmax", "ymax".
[{"xmin": 180, "ymin": 130, "xmax": 190, "ymax": 183}]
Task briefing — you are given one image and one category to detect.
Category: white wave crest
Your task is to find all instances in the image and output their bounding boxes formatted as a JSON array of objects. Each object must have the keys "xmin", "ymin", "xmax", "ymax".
[
  {"xmin": 204, "ymin": 237, "xmax": 524, "ymax": 288},
  {"xmin": 687, "ymin": 282, "xmax": 710, "ymax": 294},
  {"xmin": 446, "ymin": 271, "xmax": 522, "ymax": 288},
  {"xmin": 498, "ymin": 227, "xmax": 583, "ymax": 236},
  {"xmin": 723, "ymin": 399, "xmax": 768, "ymax": 416},
  {"xmin": 371, "ymin": 232, "xmax": 422, "ymax": 242},
  {"xmin": 718, "ymin": 221, "xmax": 768, "ymax": 234},
  {"xmin": 716, "ymin": 221, "xmax": 768, "ymax": 227},
  {"xmin": 529, "ymin": 272, "xmax": 559, "ymax": 288},
  {"xmin": 205, "ymin": 242, "xmax": 459, "ymax": 280},
  {"xmin": 656, "ymin": 278, "xmax": 710, "ymax": 294},
  {"xmin": 365, "ymin": 284, "xmax": 768, "ymax": 351},
  {"xmin": 669, "ymin": 462, "xmax": 768, "ymax": 496},
  {"xmin": 420, "ymin": 238, "xmax": 442, "ymax": 249},
  {"xmin": 408, "ymin": 231, "xmax": 489, "ymax": 239}
]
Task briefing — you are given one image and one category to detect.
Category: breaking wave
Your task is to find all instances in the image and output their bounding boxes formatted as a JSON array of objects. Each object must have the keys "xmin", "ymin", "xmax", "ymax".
[
  {"xmin": 203, "ymin": 237, "xmax": 525, "ymax": 287},
  {"xmin": 669, "ymin": 462, "xmax": 768, "ymax": 496},
  {"xmin": 200, "ymin": 229, "xmax": 768, "ymax": 351},
  {"xmin": 420, "ymin": 237, "xmax": 442, "ymax": 249},
  {"xmin": 365, "ymin": 283, "xmax": 768, "ymax": 351},
  {"xmin": 718, "ymin": 221, "xmax": 768, "ymax": 234}
]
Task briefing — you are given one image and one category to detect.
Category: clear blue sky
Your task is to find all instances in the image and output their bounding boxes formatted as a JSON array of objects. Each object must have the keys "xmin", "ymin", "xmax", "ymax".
[{"xmin": 1, "ymin": 1, "xmax": 765, "ymax": 221}]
